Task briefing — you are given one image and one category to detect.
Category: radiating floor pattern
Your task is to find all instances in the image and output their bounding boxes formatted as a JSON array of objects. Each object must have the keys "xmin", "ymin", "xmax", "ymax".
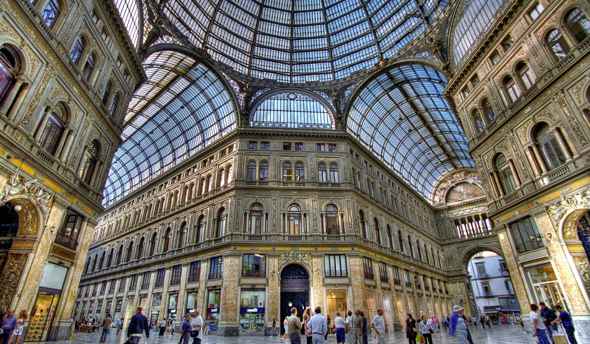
[{"xmin": 47, "ymin": 326, "xmax": 590, "ymax": 344}]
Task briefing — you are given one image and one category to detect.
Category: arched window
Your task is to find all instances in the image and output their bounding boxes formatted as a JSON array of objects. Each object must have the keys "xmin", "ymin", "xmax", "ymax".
[
  {"xmin": 126, "ymin": 241, "xmax": 133, "ymax": 262},
  {"xmin": 533, "ymin": 123, "xmax": 568, "ymax": 170},
  {"xmin": 41, "ymin": 0, "xmax": 60, "ymax": 28},
  {"xmin": 91, "ymin": 255, "xmax": 97, "ymax": 272},
  {"xmin": 282, "ymin": 161, "xmax": 293, "ymax": 182},
  {"xmin": 216, "ymin": 207, "xmax": 226, "ymax": 237},
  {"xmin": 249, "ymin": 203, "xmax": 264, "ymax": 235},
  {"xmin": 136, "ymin": 237, "xmax": 144, "ymax": 260},
  {"xmin": 149, "ymin": 232, "xmax": 157, "ymax": 256},
  {"xmin": 565, "ymin": 8, "xmax": 590, "ymax": 43},
  {"xmin": 116, "ymin": 245, "xmax": 123, "ymax": 265},
  {"xmin": 471, "ymin": 109, "xmax": 485, "ymax": 134},
  {"xmin": 81, "ymin": 140, "xmax": 100, "ymax": 185},
  {"xmin": 360, "ymin": 210, "xmax": 367, "ymax": 239},
  {"xmin": 494, "ymin": 153, "xmax": 516, "ymax": 194},
  {"xmin": 290, "ymin": 161, "xmax": 303, "ymax": 183},
  {"xmin": 516, "ymin": 62, "xmax": 536, "ymax": 90},
  {"xmin": 82, "ymin": 52, "xmax": 96, "ymax": 82},
  {"xmin": 102, "ymin": 80, "xmax": 112, "ymax": 105},
  {"xmin": 318, "ymin": 162, "xmax": 328, "ymax": 183},
  {"xmin": 69, "ymin": 36, "xmax": 85, "ymax": 65},
  {"xmin": 503, "ymin": 75, "xmax": 521, "ymax": 103},
  {"xmin": 259, "ymin": 160, "xmax": 269, "ymax": 182},
  {"xmin": 195, "ymin": 215, "xmax": 205, "ymax": 243},
  {"xmin": 0, "ymin": 46, "xmax": 20, "ymax": 108},
  {"xmin": 325, "ymin": 204, "xmax": 339, "ymax": 235},
  {"xmin": 177, "ymin": 221, "xmax": 186, "ymax": 248},
  {"xmin": 287, "ymin": 204, "xmax": 302, "ymax": 236},
  {"xmin": 163, "ymin": 227, "xmax": 171, "ymax": 252},
  {"xmin": 246, "ymin": 160, "xmax": 257, "ymax": 182},
  {"xmin": 38, "ymin": 107, "xmax": 66, "ymax": 155},
  {"xmin": 481, "ymin": 98, "xmax": 496, "ymax": 123},
  {"xmin": 329, "ymin": 162, "xmax": 339, "ymax": 183},
  {"xmin": 546, "ymin": 29, "xmax": 570, "ymax": 59},
  {"xmin": 374, "ymin": 218, "xmax": 382, "ymax": 245},
  {"xmin": 109, "ymin": 92, "xmax": 120, "ymax": 116}
]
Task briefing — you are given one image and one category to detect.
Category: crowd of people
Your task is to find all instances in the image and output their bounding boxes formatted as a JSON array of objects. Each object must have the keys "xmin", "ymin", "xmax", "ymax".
[{"xmin": 530, "ymin": 302, "xmax": 577, "ymax": 344}]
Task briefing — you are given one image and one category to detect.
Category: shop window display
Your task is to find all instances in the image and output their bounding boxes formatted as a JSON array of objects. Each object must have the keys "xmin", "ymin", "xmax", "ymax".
[{"xmin": 239, "ymin": 289, "xmax": 266, "ymax": 334}]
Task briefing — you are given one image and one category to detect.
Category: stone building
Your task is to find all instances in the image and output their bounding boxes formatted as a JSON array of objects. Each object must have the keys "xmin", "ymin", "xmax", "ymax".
[
  {"xmin": 0, "ymin": 0, "xmax": 142, "ymax": 341},
  {"xmin": 1, "ymin": 0, "xmax": 589, "ymax": 342}
]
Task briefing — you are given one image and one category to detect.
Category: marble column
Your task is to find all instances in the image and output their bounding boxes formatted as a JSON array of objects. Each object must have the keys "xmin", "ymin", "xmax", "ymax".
[{"xmin": 219, "ymin": 255, "xmax": 240, "ymax": 336}]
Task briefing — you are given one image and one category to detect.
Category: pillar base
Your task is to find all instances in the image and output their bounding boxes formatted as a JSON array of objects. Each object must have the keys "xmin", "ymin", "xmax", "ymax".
[
  {"xmin": 47, "ymin": 319, "xmax": 74, "ymax": 341},
  {"xmin": 218, "ymin": 324, "xmax": 240, "ymax": 336}
]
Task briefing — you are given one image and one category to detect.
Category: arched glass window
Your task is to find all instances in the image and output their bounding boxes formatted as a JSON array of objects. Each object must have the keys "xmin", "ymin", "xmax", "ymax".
[
  {"xmin": 494, "ymin": 153, "xmax": 516, "ymax": 194},
  {"xmin": 163, "ymin": 227, "xmax": 171, "ymax": 252},
  {"xmin": 318, "ymin": 162, "xmax": 328, "ymax": 183},
  {"xmin": 295, "ymin": 161, "xmax": 305, "ymax": 182},
  {"xmin": 149, "ymin": 232, "xmax": 157, "ymax": 256},
  {"xmin": 360, "ymin": 210, "xmax": 367, "ymax": 240},
  {"xmin": 0, "ymin": 46, "xmax": 19, "ymax": 109},
  {"xmin": 251, "ymin": 92, "xmax": 334, "ymax": 129},
  {"xmin": 287, "ymin": 204, "xmax": 302, "ymax": 236},
  {"xmin": 195, "ymin": 215, "xmax": 205, "ymax": 243},
  {"xmin": 136, "ymin": 237, "xmax": 144, "ymax": 260},
  {"xmin": 329, "ymin": 162, "xmax": 339, "ymax": 183},
  {"xmin": 472, "ymin": 109, "xmax": 485, "ymax": 134},
  {"xmin": 126, "ymin": 241, "xmax": 133, "ymax": 262},
  {"xmin": 259, "ymin": 160, "xmax": 269, "ymax": 182},
  {"xmin": 546, "ymin": 29, "xmax": 570, "ymax": 59},
  {"xmin": 516, "ymin": 62, "xmax": 536, "ymax": 90},
  {"xmin": 325, "ymin": 204, "xmax": 339, "ymax": 235},
  {"xmin": 374, "ymin": 218, "xmax": 382, "ymax": 245},
  {"xmin": 503, "ymin": 76, "xmax": 521, "ymax": 102},
  {"xmin": 81, "ymin": 140, "xmax": 100, "ymax": 185},
  {"xmin": 109, "ymin": 92, "xmax": 120, "ymax": 116},
  {"xmin": 565, "ymin": 8, "xmax": 590, "ymax": 43},
  {"xmin": 481, "ymin": 98, "xmax": 496, "ymax": 123},
  {"xmin": 41, "ymin": 0, "xmax": 60, "ymax": 28},
  {"xmin": 533, "ymin": 123, "xmax": 567, "ymax": 170},
  {"xmin": 116, "ymin": 245, "xmax": 123, "ymax": 265},
  {"xmin": 178, "ymin": 221, "xmax": 186, "ymax": 248},
  {"xmin": 249, "ymin": 203, "xmax": 264, "ymax": 235},
  {"xmin": 82, "ymin": 52, "xmax": 96, "ymax": 82},
  {"xmin": 216, "ymin": 207, "xmax": 226, "ymax": 237},
  {"xmin": 69, "ymin": 36, "xmax": 85, "ymax": 65},
  {"xmin": 282, "ymin": 161, "xmax": 293, "ymax": 182},
  {"xmin": 39, "ymin": 108, "xmax": 66, "ymax": 155},
  {"xmin": 246, "ymin": 160, "xmax": 257, "ymax": 182}
]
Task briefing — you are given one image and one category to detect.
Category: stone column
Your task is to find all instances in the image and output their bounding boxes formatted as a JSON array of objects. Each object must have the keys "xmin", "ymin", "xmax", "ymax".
[
  {"xmin": 219, "ymin": 255, "xmax": 240, "ymax": 336},
  {"xmin": 177, "ymin": 264, "xmax": 189, "ymax": 317},
  {"xmin": 496, "ymin": 228, "xmax": 528, "ymax": 313},
  {"xmin": 266, "ymin": 256, "xmax": 280, "ymax": 334},
  {"xmin": 311, "ymin": 256, "xmax": 324, "ymax": 310},
  {"xmin": 348, "ymin": 256, "xmax": 366, "ymax": 312}
]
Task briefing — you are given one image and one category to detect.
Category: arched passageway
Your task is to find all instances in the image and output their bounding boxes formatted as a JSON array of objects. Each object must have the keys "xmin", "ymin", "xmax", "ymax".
[{"xmin": 280, "ymin": 264, "xmax": 309, "ymax": 334}]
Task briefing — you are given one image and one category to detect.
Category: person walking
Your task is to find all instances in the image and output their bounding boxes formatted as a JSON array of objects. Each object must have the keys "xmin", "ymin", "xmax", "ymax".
[
  {"xmin": 405, "ymin": 314, "xmax": 417, "ymax": 344},
  {"xmin": 325, "ymin": 315, "xmax": 331, "ymax": 341},
  {"xmin": 287, "ymin": 307, "xmax": 302, "ymax": 344},
  {"xmin": 308, "ymin": 307, "xmax": 327, "ymax": 344},
  {"xmin": 359, "ymin": 311, "xmax": 368, "ymax": 344},
  {"xmin": 127, "ymin": 307, "xmax": 149, "ymax": 344},
  {"xmin": 344, "ymin": 311, "xmax": 353, "ymax": 344},
  {"xmin": 540, "ymin": 302, "xmax": 557, "ymax": 341},
  {"xmin": 419, "ymin": 315, "xmax": 433, "ymax": 344},
  {"xmin": 179, "ymin": 314, "xmax": 191, "ymax": 344},
  {"xmin": 370, "ymin": 309, "xmax": 386, "ymax": 344},
  {"xmin": 448, "ymin": 306, "xmax": 469, "ymax": 344},
  {"xmin": 158, "ymin": 318, "xmax": 167, "ymax": 336},
  {"xmin": 1, "ymin": 310, "xmax": 16, "ymax": 344},
  {"xmin": 189, "ymin": 311, "xmax": 204, "ymax": 344},
  {"xmin": 531, "ymin": 304, "xmax": 551, "ymax": 344},
  {"xmin": 99, "ymin": 313, "xmax": 113, "ymax": 343},
  {"xmin": 334, "ymin": 312, "xmax": 346, "ymax": 344},
  {"xmin": 352, "ymin": 311, "xmax": 363, "ymax": 344},
  {"xmin": 8, "ymin": 310, "xmax": 26, "ymax": 344},
  {"xmin": 553, "ymin": 304, "xmax": 577, "ymax": 344},
  {"xmin": 115, "ymin": 317, "xmax": 123, "ymax": 336},
  {"xmin": 303, "ymin": 308, "xmax": 313, "ymax": 344}
]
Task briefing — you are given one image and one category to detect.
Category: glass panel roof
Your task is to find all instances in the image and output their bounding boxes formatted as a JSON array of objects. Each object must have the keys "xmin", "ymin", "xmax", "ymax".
[
  {"xmin": 452, "ymin": 0, "xmax": 507, "ymax": 66},
  {"xmin": 251, "ymin": 92, "xmax": 334, "ymax": 129},
  {"xmin": 113, "ymin": 0, "xmax": 141, "ymax": 48},
  {"xmin": 162, "ymin": 0, "xmax": 447, "ymax": 83},
  {"xmin": 347, "ymin": 63, "xmax": 474, "ymax": 199},
  {"xmin": 103, "ymin": 50, "xmax": 238, "ymax": 206}
]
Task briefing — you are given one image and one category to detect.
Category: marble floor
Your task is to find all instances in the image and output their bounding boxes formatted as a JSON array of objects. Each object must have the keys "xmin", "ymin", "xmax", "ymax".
[{"xmin": 45, "ymin": 325, "xmax": 590, "ymax": 344}]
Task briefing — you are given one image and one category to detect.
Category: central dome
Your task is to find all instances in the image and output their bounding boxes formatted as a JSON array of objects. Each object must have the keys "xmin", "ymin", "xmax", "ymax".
[{"xmin": 163, "ymin": 0, "xmax": 447, "ymax": 83}]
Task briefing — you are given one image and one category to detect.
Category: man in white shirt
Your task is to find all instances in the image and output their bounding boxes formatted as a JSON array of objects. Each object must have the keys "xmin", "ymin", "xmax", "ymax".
[
  {"xmin": 308, "ymin": 307, "xmax": 327, "ymax": 344},
  {"xmin": 530, "ymin": 304, "xmax": 550, "ymax": 344},
  {"xmin": 334, "ymin": 312, "xmax": 346, "ymax": 344},
  {"xmin": 189, "ymin": 311, "xmax": 204, "ymax": 344},
  {"xmin": 370, "ymin": 309, "xmax": 386, "ymax": 344}
]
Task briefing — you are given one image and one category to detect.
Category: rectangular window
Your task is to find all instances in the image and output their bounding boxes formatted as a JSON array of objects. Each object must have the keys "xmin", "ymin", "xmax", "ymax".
[
  {"xmin": 209, "ymin": 256, "xmax": 223, "ymax": 280},
  {"xmin": 99, "ymin": 282, "xmax": 106, "ymax": 295},
  {"xmin": 316, "ymin": 143, "xmax": 326, "ymax": 152},
  {"xmin": 476, "ymin": 262, "xmax": 487, "ymax": 275},
  {"xmin": 141, "ymin": 272, "xmax": 151, "ymax": 290},
  {"xmin": 362, "ymin": 257, "xmax": 374, "ymax": 280},
  {"xmin": 260, "ymin": 141, "xmax": 271, "ymax": 150},
  {"xmin": 129, "ymin": 274, "xmax": 137, "ymax": 290},
  {"xmin": 481, "ymin": 281, "xmax": 492, "ymax": 295},
  {"xmin": 379, "ymin": 263, "xmax": 388, "ymax": 283},
  {"xmin": 294, "ymin": 142, "xmax": 304, "ymax": 151},
  {"xmin": 55, "ymin": 209, "xmax": 85, "ymax": 249},
  {"xmin": 500, "ymin": 35, "xmax": 513, "ymax": 51},
  {"xmin": 248, "ymin": 141, "xmax": 257, "ymax": 150},
  {"xmin": 188, "ymin": 261, "xmax": 201, "ymax": 283},
  {"xmin": 392, "ymin": 266, "xmax": 401, "ymax": 285},
  {"xmin": 154, "ymin": 268, "xmax": 165, "ymax": 288},
  {"xmin": 242, "ymin": 254, "xmax": 266, "ymax": 278},
  {"xmin": 328, "ymin": 144, "xmax": 337, "ymax": 152},
  {"xmin": 283, "ymin": 142, "xmax": 292, "ymax": 151},
  {"xmin": 118, "ymin": 278, "xmax": 126, "ymax": 293},
  {"xmin": 170, "ymin": 265, "xmax": 182, "ymax": 286},
  {"xmin": 509, "ymin": 216, "xmax": 544, "ymax": 253},
  {"xmin": 404, "ymin": 270, "xmax": 413, "ymax": 288},
  {"xmin": 324, "ymin": 255, "xmax": 348, "ymax": 278},
  {"xmin": 108, "ymin": 280, "xmax": 116, "ymax": 294},
  {"xmin": 528, "ymin": 2, "xmax": 545, "ymax": 21}
]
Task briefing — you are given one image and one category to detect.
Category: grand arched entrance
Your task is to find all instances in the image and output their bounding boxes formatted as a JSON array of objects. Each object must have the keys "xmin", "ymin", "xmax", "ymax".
[
  {"xmin": 563, "ymin": 209, "xmax": 590, "ymax": 298},
  {"xmin": 280, "ymin": 264, "xmax": 309, "ymax": 334},
  {"xmin": 0, "ymin": 201, "xmax": 19, "ymax": 274}
]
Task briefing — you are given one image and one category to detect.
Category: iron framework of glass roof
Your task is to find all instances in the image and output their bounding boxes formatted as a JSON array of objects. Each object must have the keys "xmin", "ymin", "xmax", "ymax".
[
  {"xmin": 250, "ymin": 91, "xmax": 335, "ymax": 129},
  {"xmin": 103, "ymin": 50, "xmax": 238, "ymax": 206},
  {"xmin": 347, "ymin": 63, "xmax": 474, "ymax": 198}
]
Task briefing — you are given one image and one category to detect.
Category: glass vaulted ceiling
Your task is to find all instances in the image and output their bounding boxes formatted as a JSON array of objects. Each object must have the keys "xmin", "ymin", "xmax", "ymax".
[
  {"xmin": 103, "ymin": 50, "xmax": 238, "ymax": 206},
  {"xmin": 347, "ymin": 63, "xmax": 474, "ymax": 198},
  {"xmin": 163, "ymin": 0, "xmax": 448, "ymax": 83}
]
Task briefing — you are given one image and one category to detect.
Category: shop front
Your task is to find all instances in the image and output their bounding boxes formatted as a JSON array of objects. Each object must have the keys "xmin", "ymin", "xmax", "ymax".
[
  {"xmin": 326, "ymin": 289, "xmax": 347, "ymax": 320},
  {"xmin": 525, "ymin": 263, "xmax": 566, "ymax": 308},
  {"xmin": 151, "ymin": 293, "xmax": 161, "ymax": 325},
  {"xmin": 167, "ymin": 293, "xmax": 178, "ymax": 321},
  {"xmin": 185, "ymin": 290, "xmax": 198, "ymax": 314},
  {"xmin": 239, "ymin": 289, "xmax": 266, "ymax": 334},
  {"xmin": 206, "ymin": 289, "xmax": 221, "ymax": 333}
]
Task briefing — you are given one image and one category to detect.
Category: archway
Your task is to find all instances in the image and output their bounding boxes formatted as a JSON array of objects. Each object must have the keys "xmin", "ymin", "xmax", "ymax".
[
  {"xmin": 0, "ymin": 202, "xmax": 19, "ymax": 273},
  {"xmin": 466, "ymin": 250, "xmax": 520, "ymax": 325},
  {"xmin": 562, "ymin": 209, "xmax": 590, "ymax": 298},
  {"xmin": 280, "ymin": 264, "xmax": 309, "ymax": 334}
]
